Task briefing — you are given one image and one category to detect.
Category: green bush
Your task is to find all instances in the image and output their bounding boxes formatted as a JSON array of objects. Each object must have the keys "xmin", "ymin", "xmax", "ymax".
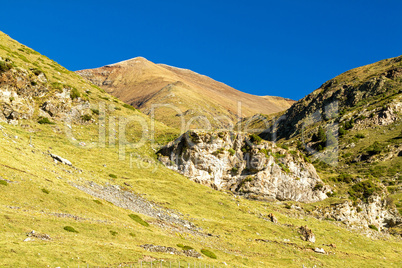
[
  {"xmin": 123, "ymin": 104, "xmax": 136, "ymax": 111},
  {"xmin": 81, "ymin": 114, "xmax": 92, "ymax": 121},
  {"xmin": 313, "ymin": 183, "xmax": 324, "ymax": 191},
  {"xmin": 64, "ymin": 226, "xmax": 78, "ymax": 233},
  {"xmin": 38, "ymin": 117, "xmax": 55, "ymax": 125},
  {"xmin": 129, "ymin": 232, "xmax": 136, "ymax": 237},
  {"xmin": 278, "ymin": 162, "xmax": 290, "ymax": 173},
  {"xmin": 91, "ymin": 109, "xmax": 100, "ymax": 115},
  {"xmin": 108, "ymin": 174, "xmax": 117, "ymax": 179},
  {"xmin": 250, "ymin": 134, "xmax": 262, "ymax": 144},
  {"xmin": 0, "ymin": 60, "xmax": 12, "ymax": 73},
  {"xmin": 0, "ymin": 180, "xmax": 8, "ymax": 186},
  {"xmin": 93, "ymin": 199, "xmax": 102, "ymax": 205},
  {"xmin": 201, "ymin": 249, "xmax": 217, "ymax": 259},
  {"xmin": 70, "ymin": 87, "xmax": 80, "ymax": 100},
  {"xmin": 212, "ymin": 148, "xmax": 224, "ymax": 156},
  {"xmin": 366, "ymin": 141, "xmax": 383, "ymax": 155},
  {"xmin": 337, "ymin": 173, "xmax": 354, "ymax": 184},
  {"xmin": 110, "ymin": 230, "xmax": 118, "ymax": 236},
  {"xmin": 228, "ymin": 148, "xmax": 236, "ymax": 156},
  {"xmin": 177, "ymin": 244, "xmax": 194, "ymax": 250},
  {"xmin": 348, "ymin": 180, "xmax": 381, "ymax": 202},
  {"xmin": 355, "ymin": 133, "xmax": 365, "ymax": 139},
  {"xmin": 368, "ymin": 224, "xmax": 378, "ymax": 231},
  {"xmin": 128, "ymin": 214, "xmax": 149, "ymax": 227},
  {"xmin": 41, "ymin": 188, "xmax": 50, "ymax": 194}
]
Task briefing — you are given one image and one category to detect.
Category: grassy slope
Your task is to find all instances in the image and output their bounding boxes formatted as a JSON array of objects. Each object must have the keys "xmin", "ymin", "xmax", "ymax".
[{"xmin": 0, "ymin": 32, "xmax": 401, "ymax": 267}]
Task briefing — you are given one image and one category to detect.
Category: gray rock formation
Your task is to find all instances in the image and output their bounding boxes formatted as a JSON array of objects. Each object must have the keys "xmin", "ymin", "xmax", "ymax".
[
  {"xmin": 314, "ymin": 194, "xmax": 402, "ymax": 231},
  {"xmin": 159, "ymin": 131, "xmax": 330, "ymax": 203}
]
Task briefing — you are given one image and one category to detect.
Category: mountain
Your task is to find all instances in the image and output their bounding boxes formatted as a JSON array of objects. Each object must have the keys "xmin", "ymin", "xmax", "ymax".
[
  {"xmin": 259, "ymin": 55, "xmax": 402, "ymax": 234},
  {"xmin": 76, "ymin": 57, "xmax": 295, "ymax": 128},
  {"xmin": 1, "ymin": 30, "xmax": 402, "ymax": 267}
]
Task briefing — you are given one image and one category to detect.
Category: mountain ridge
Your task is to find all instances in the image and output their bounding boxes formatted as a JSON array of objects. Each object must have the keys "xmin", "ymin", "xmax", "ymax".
[{"xmin": 77, "ymin": 57, "xmax": 295, "ymax": 128}]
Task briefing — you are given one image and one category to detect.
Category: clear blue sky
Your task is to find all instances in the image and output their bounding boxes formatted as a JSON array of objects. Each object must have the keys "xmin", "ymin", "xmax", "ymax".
[{"xmin": 1, "ymin": 0, "xmax": 401, "ymax": 100}]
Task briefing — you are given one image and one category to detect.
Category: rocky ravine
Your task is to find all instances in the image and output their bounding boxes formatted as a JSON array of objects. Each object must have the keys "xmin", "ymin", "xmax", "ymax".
[{"xmin": 159, "ymin": 131, "xmax": 331, "ymax": 203}]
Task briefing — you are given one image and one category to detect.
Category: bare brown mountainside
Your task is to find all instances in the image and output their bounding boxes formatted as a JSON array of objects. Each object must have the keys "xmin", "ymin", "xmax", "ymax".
[{"xmin": 77, "ymin": 57, "xmax": 295, "ymax": 128}]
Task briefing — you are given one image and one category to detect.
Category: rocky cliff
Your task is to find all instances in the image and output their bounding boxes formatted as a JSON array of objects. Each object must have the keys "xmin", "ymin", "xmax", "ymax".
[{"xmin": 158, "ymin": 131, "xmax": 330, "ymax": 203}]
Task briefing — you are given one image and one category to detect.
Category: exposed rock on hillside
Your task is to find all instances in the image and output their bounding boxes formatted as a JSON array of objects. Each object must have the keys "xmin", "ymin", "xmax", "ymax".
[
  {"xmin": 313, "ymin": 195, "xmax": 402, "ymax": 232},
  {"xmin": 0, "ymin": 62, "xmax": 91, "ymax": 124},
  {"xmin": 158, "ymin": 131, "xmax": 330, "ymax": 203}
]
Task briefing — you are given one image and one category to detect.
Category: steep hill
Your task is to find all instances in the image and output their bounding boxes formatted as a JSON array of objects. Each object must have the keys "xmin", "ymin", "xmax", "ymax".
[
  {"xmin": 76, "ymin": 57, "xmax": 294, "ymax": 129},
  {"xmin": 0, "ymin": 31, "xmax": 401, "ymax": 267},
  {"xmin": 259, "ymin": 55, "xmax": 402, "ymax": 233}
]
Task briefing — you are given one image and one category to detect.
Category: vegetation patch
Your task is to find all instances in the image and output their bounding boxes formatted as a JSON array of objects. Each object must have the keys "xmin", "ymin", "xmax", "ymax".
[
  {"xmin": 81, "ymin": 114, "xmax": 92, "ymax": 122},
  {"xmin": 109, "ymin": 230, "xmax": 118, "ymax": 236},
  {"xmin": 128, "ymin": 214, "xmax": 149, "ymax": 227},
  {"xmin": 41, "ymin": 188, "xmax": 50, "ymax": 194},
  {"xmin": 249, "ymin": 134, "xmax": 262, "ymax": 144},
  {"xmin": 63, "ymin": 226, "xmax": 78, "ymax": 233},
  {"xmin": 368, "ymin": 224, "xmax": 378, "ymax": 231},
  {"xmin": 108, "ymin": 174, "xmax": 117, "ymax": 179},
  {"xmin": 70, "ymin": 87, "xmax": 81, "ymax": 100},
  {"xmin": 201, "ymin": 249, "xmax": 217, "ymax": 259},
  {"xmin": 38, "ymin": 117, "xmax": 55, "ymax": 125},
  {"xmin": 348, "ymin": 180, "xmax": 381, "ymax": 202},
  {"xmin": 93, "ymin": 199, "xmax": 102, "ymax": 205},
  {"xmin": 228, "ymin": 148, "xmax": 236, "ymax": 156},
  {"xmin": 0, "ymin": 180, "xmax": 8, "ymax": 186},
  {"xmin": 177, "ymin": 244, "xmax": 194, "ymax": 250},
  {"xmin": 123, "ymin": 104, "xmax": 136, "ymax": 111}
]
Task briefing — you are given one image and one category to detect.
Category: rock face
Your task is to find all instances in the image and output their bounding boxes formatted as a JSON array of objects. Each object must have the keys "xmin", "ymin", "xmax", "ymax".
[
  {"xmin": 299, "ymin": 226, "xmax": 316, "ymax": 243},
  {"xmin": 0, "ymin": 64, "xmax": 91, "ymax": 124},
  {"xmin": 158, "ymin": 131, "xmax": 330, "ymax": 203},
  {"xmin": 314, "ymin": 195, "xmax": 402, "ymax": 231}
]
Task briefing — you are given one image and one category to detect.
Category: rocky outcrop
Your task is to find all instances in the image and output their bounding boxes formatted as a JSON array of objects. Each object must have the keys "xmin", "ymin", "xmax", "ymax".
[
  {"xmin": 0, "ymin": 63, "xmax": 91, "ymax": 124},
  {"xmin": 299, "ymin": 226, "xmax": 316, "ymax": 243},
  {"xmin": 314, "ymin": 195, "xmax": 402, "ymax": 232},
  {"xmin": 158, "ymin": 131, "xmax": 330, "ymax": 203}
]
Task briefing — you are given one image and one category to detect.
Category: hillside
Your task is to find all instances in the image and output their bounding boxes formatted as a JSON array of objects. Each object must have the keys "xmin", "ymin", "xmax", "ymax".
[
  {"xmin": 0, "ymin": 31, "xmax": 401, "ymax": 267},
  {"xmin": 76, "ymin": 57, "xmax": 294, "ymax": 129},
  {"xmin": 259, "ymin": 55, "xmax": 402, "ymax": 234}
]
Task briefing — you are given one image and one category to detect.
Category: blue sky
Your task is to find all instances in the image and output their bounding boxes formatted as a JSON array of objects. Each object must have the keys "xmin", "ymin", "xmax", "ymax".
[{"xmin": 1, "ymin": 0, "xmax": 401, "ymax": 100}]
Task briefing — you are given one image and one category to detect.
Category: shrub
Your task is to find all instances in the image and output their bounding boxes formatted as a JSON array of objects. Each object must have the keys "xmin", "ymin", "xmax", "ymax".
[
  {"xmin": 129, "ymin": 232, "xmax": 136, "ymax": 237},
  {"xmin": 0, "ymin": 60, "xmax": 12, "ymax": 73},
  {"xmin": 81, "ymin": 114, "xmax": 92, "ymax": 121},
  {"xmin": 0, "ymin": 180, "xmax": 8, "ymax": 186},
  {"xmin": 313, "ymin": 183, "xmax": 324, "ymax": 191},
  {"xmin": 38, "ymin": 117, "xmax": 55, "ymax": 125},
  {"xmin": 108, "ymin": 174, "xmax": 117, "ymax": 179},
  {"xmin": 337, "ymin": 173, "xmax": 354, "ymax": 184},
  {"xmin": 64, "ymin": 226, "xmax": 78, "ymax": 233},
  {"xmin": 110, "ymin": 230, "xmax": 118, "ymax": 236},
  {"xmin": 366, "ymin": 141, "xmax": 383, "ymax": 155},
  {"xmin": 212, "ymin": 148, "xmax": 224, "ymax": 156},
  {"xmin": 260, "ymin": 148, "xmax": 271, "ymax": 158},
  {"xmin": 368, "ymin": 224, "xmax": 378, "ymax": 231},
  {"xmin": 177, "ymin": 244, "xmax": 194, "ymax": 250},
  {"xmin": 123, "ymin": 104, "xmax": 136, "ymax": 111},
  {"xmin": 93, "ymin": 199, "xmax": 102, "ymax": 205},
  {"xmin": 201, "ymin": 249, "xmax": 217, "ymax": 259},
  {"xmin": 128, "ymin": 214, "xmax": 149, "ymax": 227},
  {"xmin": 41, "ymin": 188, "xmax": 50, "ymax": 194},
  {"xmin": 91, "ymin": 109, "xmax": 100, "ymax": 115},
  {"xmin": 348, "ymin": 180, "xmax": 381, "ymax": 202},
  {"xmin": 231, "ymin": 167, "xmax": 238, "ymax": 173},
  {"xmin": 355, "ymin": 133, "xmax": 365, "ymax": 139},
  {"xmin": 250, "ymin": 134, "xmax": 262, "ymax": 144},
  {"xmin": 278, "ymin": 162, "xmax": 290, "ymax": 173},
  {"xmin": 70, "ymin": 87, "xmax": 80, "ymax": 100},
  {"xmin": 339, "ymin": 126, "xmax": 346, "ymax": 137},
  {"xmin": 228, "ymin": 148, "xmax": 236, "ymax": 156}
]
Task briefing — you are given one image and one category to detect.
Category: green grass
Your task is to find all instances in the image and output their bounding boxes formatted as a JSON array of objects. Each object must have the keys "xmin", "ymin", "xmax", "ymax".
[{"xmin": 0, "ymin": 180, "xmax": 8, "ymax": 186}]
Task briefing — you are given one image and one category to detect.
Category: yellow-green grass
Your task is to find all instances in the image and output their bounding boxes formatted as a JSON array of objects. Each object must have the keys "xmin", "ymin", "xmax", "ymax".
[{"xmin": 0, "ymin": 119, "xmax": 401, "ymax": 267}]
